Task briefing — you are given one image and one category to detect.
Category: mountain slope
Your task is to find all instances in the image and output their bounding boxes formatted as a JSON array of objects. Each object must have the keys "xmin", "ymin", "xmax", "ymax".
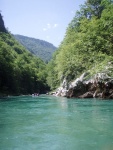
[
  {"xmin": 0, "ymin": 13, "xmax": 49, "ymax": 95},
  {"xmin": 14, "ymin": 34, "xmax": 57, "ymax": 62}
]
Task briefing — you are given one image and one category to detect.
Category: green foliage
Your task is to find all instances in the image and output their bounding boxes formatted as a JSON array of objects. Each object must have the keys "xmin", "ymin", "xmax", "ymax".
[
  {"xmin": 13, "ymin": 34, "xmax": 57, "ymax": 62},
  {"xmin": 0, "ymin": 32, "xmax": 49, "ymax": 95},
  {"xmin": 46, "ymin": 0, "xmax": 113, "ymax": 89},
  {"xmin": 46, "ymin": 51, "xmax": 60, "ymax": 90}
]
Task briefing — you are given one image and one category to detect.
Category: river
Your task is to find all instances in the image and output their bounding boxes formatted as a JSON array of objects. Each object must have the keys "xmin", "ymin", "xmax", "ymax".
[{"xmin": 0, "ymin": 95, "xmax": 113, "ymax": 150}]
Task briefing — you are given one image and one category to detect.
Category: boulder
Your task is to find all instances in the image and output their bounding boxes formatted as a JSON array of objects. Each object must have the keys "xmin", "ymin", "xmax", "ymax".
[
  {"xmin": 79, "ymin": 92, "xmax": 93, "ymax": 98},
  {"xmin": 67, "ymin": 81, "xmax": 86, "ymax": 98},
  {"xmin": 109, "ymin": 93, "xmax": 113, "ymax": 99},
  {"xmin": 53, "ymin": 71, "xmax": 113, "ymax": 99}
]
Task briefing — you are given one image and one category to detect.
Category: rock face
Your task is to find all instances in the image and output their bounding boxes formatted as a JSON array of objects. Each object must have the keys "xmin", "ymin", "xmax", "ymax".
[
  {"xmin": 0, "ymin": 13, "xmax": 7, "ymax": 32},
  {"xmin": 52, "ymin": 71, "xmax": 113, "ymax": 99}
]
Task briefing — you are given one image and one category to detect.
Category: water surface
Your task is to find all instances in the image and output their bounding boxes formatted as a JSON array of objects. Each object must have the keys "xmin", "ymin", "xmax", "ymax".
[{"xmin": 0, "ymin": 95, "xmax": 113, "ymax": 150}]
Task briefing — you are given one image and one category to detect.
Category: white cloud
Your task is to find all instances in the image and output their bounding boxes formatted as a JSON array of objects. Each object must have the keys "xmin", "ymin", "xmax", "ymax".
[
  {"xmin": 43, "ymin": 28, "xmax": 47, "ymax": 31},
  {"xmin": 43, "ymin": 23, "xmax": 59, "ymax": 31},
  {"xmin": 47, "ymin": 23, "xmax": 51, "ymax": 29},
  {"xmin": 53, "ymin": 24, "xmax": 58, "ymax": 28}
]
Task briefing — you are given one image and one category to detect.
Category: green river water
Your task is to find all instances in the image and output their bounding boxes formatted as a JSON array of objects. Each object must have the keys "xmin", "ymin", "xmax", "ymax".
[{"xmin": 0, "ymin": 95, "xmax": 113, "ymax": 150}]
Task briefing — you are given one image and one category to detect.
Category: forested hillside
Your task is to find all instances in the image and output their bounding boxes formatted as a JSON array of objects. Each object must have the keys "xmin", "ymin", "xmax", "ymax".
[
  {"xmin": 0, "ymin": 14, "xmax": 49, "ymax": 96},
  {"xmin": 14, "ymin": 34, "xmax": 57, "ymax": 62},
  {"xmin": 47, "ymin": 0, "xmax": 113, "ymax": 90}
]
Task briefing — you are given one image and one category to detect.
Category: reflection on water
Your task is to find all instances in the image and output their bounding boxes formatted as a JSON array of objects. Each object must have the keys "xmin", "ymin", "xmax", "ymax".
[
  {"xmin": 57, "ymin": 97, "xmax": 68, "ymax": 109},
  {"xmin": 0, "ymin": 95, "xmax": 113, "ymax": 150}
]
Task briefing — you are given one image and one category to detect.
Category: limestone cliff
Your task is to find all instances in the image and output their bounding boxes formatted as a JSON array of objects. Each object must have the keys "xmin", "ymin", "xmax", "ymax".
[{"xmin": 52, "ymin": 62, "xmax": 113, "ymax": 99}]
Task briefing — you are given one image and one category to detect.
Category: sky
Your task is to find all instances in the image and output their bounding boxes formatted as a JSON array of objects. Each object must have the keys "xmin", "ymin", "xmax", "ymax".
[{"xmin": 1, "ymin": 0, "xmax": 85, "ymax": 47}]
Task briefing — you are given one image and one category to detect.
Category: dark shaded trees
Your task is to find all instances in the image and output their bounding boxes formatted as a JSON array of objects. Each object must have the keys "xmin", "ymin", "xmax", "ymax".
[
  {"xmin": 0, "ymin": 13, "xmax": 7, "ymax": 32},
  {"xmin": 0, "ymin": 32, "xmax": 49, "ymax": 95}
]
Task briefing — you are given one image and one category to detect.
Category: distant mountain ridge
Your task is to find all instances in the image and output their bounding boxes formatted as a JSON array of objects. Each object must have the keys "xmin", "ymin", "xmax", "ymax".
[{"xmin": 14, "ymin": 34, "xmax": 57, "ymax": 62}]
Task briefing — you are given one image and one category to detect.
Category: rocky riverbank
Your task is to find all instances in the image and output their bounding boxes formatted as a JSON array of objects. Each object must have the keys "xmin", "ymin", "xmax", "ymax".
[{"xmin": 51, "ymin": 69, "xmax": 113, "ymax": 99}]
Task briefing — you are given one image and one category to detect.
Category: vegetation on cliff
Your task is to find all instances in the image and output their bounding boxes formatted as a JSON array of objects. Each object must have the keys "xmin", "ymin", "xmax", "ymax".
[{"xmin": 47, "ymin": 0, "xmax": 113, "ymax": 90}]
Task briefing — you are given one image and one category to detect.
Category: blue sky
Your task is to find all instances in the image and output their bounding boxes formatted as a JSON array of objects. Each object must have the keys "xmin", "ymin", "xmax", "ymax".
[{"xmin": 1, "ymin": 0, "xmax": 85, "ymax": 47}]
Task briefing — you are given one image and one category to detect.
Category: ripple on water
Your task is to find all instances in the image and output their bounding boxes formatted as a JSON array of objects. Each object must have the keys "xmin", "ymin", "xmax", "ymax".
[{"xmin": 0, "ymin": 95, "xmax": 113, "ymax": 150}]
